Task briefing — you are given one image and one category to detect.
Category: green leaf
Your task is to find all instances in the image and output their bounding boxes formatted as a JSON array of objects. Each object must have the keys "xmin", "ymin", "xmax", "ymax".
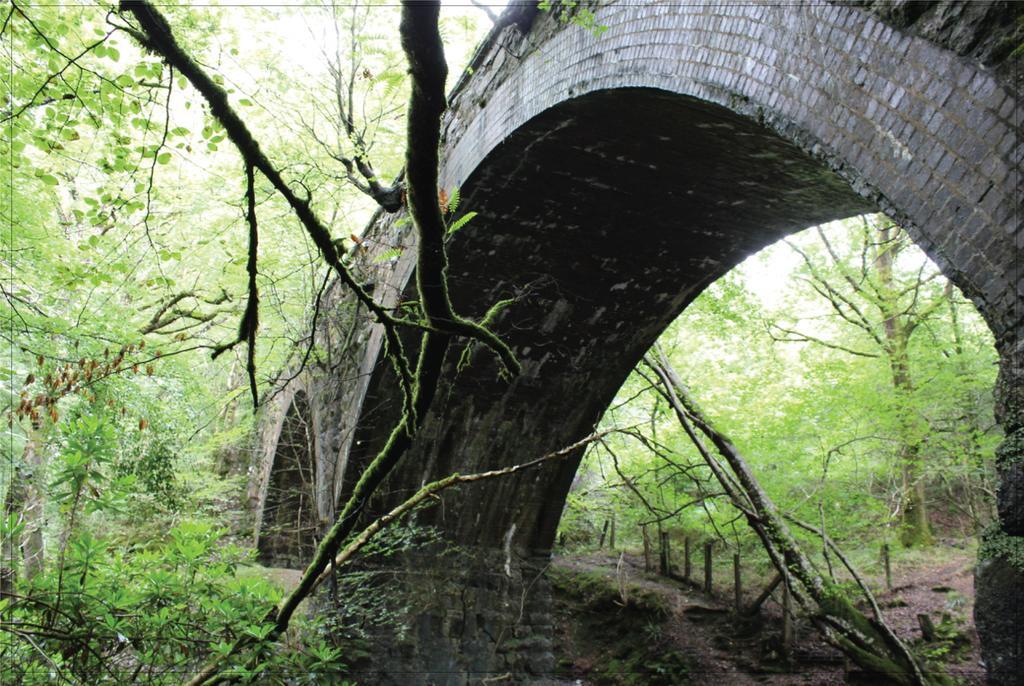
[
  {"xmin": 243, "ymin": 623, "xmax": 276, "ymax": 641},
  {"xmin": 373, "ymin": 248, "xmax": 403, "ymax": 263},
  {"xmin": 156, "ymin": 152, "xmax": 171, "ymax": 165},
  {"xmin": 36, "ymin": 172, "xmax": 59, "ymax": 186},
  {"xmin": 445, "ymin": 211, "xmax": 477, "ymax": 236}
]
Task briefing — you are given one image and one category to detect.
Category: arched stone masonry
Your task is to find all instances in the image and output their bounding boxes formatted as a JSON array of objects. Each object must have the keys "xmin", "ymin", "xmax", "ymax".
[{"xmin": 255, "ymin": 3, "xmax": 1020, "ymax": 682}]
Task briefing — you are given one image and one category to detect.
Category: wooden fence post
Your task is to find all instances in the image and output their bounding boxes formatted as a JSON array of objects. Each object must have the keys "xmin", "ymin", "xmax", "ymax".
[
  {"xmin": 641, "ymin": 525, "xmax": 652, "ymax": 572},
  {"xmin": 882, "ymin": 543, "xmax": 892, "ymax": 591},
  {"xmin": 684, "ymin": 536, "xmax": 691, "ymax": 581},
  {"xmin": 659, "ymin": 531, "xmax": 671, "ymax": 576},
  {"xmin": 782, "ymin": 580, "xmax": 793, "ymax": 657},
  {"xmin": 733, "ymin": 552, "xmax": 742, "ymax": 613},
  {"xmin": 917, "ymin": 613, "xmax": 937, "ymax": 641},
  {"xmin": 599, "ymin": 519, "xmax": 609, "ymax": 549},
  {"xmin": 703, "ymin": 541, "xmax": 714, "ymax": 595}
]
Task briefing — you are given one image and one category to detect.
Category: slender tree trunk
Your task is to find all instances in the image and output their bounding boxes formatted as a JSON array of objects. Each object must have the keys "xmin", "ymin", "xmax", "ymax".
[
  {"xmin": 876, "ymin": 227, "xmax": 932, "ymax": 547},
  {"xmin": 21, "ymin": 422, "xmax": 45, "ymax": 578},
  {"xmin": 2, "ymin": 421, "xmax": 45, "ymax": 584},
  {"xmin": 891, "ymin": 348, "xmax": 931, "ymax": 547}
]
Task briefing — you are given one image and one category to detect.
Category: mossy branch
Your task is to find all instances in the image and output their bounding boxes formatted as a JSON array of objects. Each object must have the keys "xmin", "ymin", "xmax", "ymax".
[
  {"xmin": 309, "ymin": 428, "xmax": 614, "ymax": 589},
  {"xmin": 118, "ymin": 0, "xmax": 417, "ymax": 419},
  {"xmin": 165, "ymin": 4, "xmax": 524, "ymax": 684},
  {"xmin": 399, "ymin": 1, "xmax": 520, "ymax": 377},
  {"xmin": 644, "ymin": 351, "xmax": 943, "ymax": 685}
]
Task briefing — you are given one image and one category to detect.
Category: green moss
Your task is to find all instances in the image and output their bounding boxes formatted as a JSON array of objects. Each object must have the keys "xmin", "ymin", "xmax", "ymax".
[
  {"xmin": 817, "ymin": 581, "xmax": 954, "ymax": 686},
  {"xmin": 818, "ymin": 581, "xmax": 886, "ymax": 652},
  {"xmin": 994, "ymin": 428, "xmax": 1024, "ymax": 466},
  {"xmin": 979, "ymin": 524, "xmax": 1024, "ymax": 571}
]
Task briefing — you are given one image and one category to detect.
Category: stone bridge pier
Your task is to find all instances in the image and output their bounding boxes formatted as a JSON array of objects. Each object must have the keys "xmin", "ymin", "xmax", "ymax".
[{"xmin": 251, "ymin": 2, "xmax": 1021, "ymax": 683}]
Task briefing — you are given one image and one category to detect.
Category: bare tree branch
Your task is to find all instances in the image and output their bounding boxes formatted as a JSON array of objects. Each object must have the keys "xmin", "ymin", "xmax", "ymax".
[{"xmin": 766, "ymin": 322, "xmax": 880, "ymax": 358}]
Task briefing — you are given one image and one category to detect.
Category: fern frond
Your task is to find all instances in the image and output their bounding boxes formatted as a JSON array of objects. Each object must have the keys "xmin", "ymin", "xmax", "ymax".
[
  {"xmin": 373, "ymin": 248, "xmax": 403, "ymax": 263},
  {"xmin": 445, "ymin": 211, "xmax": 477, "ymax": 237}
]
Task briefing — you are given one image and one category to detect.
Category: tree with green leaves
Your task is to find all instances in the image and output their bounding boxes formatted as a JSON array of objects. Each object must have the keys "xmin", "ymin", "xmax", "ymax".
[
  {"xmin": 4, "ymin": 0, "xmax": 527, "ymax": 681},
  {"xmin": 770, "ymin": 216, "xmax": 971, "ymax": 546}
]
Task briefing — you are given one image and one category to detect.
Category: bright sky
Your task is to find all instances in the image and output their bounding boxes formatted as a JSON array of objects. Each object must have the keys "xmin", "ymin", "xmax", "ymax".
[
  {"xmin": 739, "ymin": 244, "xmax": 803, "ymax": 310},
  {"xmin": 739, "ymin": 220, "xmax": 850, "ymax": 310},
  {"xmin": 263, "ymin": 1, "xmax": 510, "ymax": 79}
]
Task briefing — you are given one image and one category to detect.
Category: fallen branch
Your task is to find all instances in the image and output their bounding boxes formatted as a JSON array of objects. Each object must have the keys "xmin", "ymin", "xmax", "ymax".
[
  {"xmin": 745, "ymin": 572, "xmax": 783, "ymax": 616},
  {"xmin": 644, "ymin": 351, "xmax": 943, "ymax": 686}
]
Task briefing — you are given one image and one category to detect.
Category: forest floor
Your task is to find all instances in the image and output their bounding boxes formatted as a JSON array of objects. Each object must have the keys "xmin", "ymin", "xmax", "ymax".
[
  {"xmin": 548, "ymin": 544, "xmax": 985, "ymax": 685},
  {"xmin": 255, "ymin": 542, "xmax": 983, "ymax": 684}
]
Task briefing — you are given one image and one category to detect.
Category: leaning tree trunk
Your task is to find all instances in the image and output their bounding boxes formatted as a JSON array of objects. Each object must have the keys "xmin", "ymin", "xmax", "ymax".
[{"xmin": 644, "ymin": 351, "xmax": 948, "ymax": 686}]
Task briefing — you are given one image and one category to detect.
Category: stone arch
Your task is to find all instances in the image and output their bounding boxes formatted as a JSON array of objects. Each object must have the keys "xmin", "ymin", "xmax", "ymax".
[
  {"xmin": 270, "ymin": 3, "xmax": 1020, "ymax": 682},
  {"xmin": 441, "ymin": 2, "xmax": 1018, "ymax": 345}
]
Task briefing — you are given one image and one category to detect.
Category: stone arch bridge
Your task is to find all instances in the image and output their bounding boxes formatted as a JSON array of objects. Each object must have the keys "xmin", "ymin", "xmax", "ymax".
[{"xmin": 249, "ymin": 2, "xmax": 1021, "ymax": 683}]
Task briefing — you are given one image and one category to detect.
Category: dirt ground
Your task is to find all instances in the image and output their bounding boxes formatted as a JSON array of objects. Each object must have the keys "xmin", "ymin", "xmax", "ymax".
[
  {"xmin": 549, "ymin": 546, "xmax": 984, "ymax": 685},
  {"xmin": 258, "ymin": 543, "xmax": 984, "ymax": 684}
]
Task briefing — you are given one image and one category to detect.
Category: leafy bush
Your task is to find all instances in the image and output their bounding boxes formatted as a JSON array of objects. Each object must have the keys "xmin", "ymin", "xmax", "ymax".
[{"xmin": 1, "ymin": 414, "xmax": 351, "ymax": 685}]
